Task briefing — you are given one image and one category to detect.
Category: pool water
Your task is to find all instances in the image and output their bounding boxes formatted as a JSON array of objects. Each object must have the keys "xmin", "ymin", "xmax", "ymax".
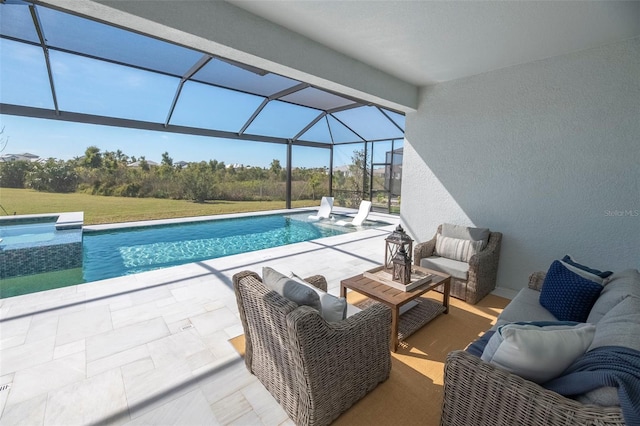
[
  {"xmin": 82, "ymin": 212, "xmax": 369, "ymax": 283},
  {"xmin": 0, "ymin": 222, "xmax": 57, "ymax": 246}
]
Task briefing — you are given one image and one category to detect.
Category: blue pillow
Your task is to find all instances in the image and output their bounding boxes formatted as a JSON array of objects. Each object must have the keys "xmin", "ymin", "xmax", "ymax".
[
  {"xmin": 561, "ymin": 255, "xmax": 613, "ymax": 278},
  {"xmin": 540, "ymin": 261, "xmax": 603, "ymax": 322},
  {"xmin": 466, "ymin": 330, "xmax": 495, "ymax": 357}
]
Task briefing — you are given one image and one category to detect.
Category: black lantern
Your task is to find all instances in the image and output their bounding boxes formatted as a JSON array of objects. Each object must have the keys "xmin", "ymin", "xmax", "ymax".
[
  {"xmin": 385, "ymin": 225, "xmax": 413, "ymax": 270},
  {"xmin": 392, "ymin": 246, "xmax": 412, "ymax": 285}
]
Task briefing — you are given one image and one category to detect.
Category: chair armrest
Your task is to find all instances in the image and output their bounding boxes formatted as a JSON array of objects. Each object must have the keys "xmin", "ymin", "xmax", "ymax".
[
  {"xmin": 528, "ymin": 271, "xmax": 547, "ymax": 291},
  {"xmin": 287, "ymin": 304, "xmax": 392, "ymax": 425},
  {"xmin": 303, "ymin": 275, "xmax": 328, "ymax": 292},
  {"xmin": 232, "ymin": 270, "xmax": 262, "ymax": 285},
  {"xmin": 414, "ymin": 237, "xmax": 437, "ymax": 266},
  {"xmin": 468, "ymin": 232, "xmax": 502, "ymax": 267},
  {"xmin": 466, "ymin": 232, "xmax": 502, "ymax": 304},
  {"xmin": 441, "ymin": 350, "xmax": 624, "ymax": 426}
]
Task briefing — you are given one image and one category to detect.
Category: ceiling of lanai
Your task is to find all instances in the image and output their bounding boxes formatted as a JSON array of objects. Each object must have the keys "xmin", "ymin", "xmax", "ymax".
[{"xmin": 227, "ymin": 0, "xmax": 640, "ymax": 86}]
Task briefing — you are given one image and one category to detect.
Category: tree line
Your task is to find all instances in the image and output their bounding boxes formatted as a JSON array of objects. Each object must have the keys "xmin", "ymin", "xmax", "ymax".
[{"xmin": 0, "ymin": 146, "xmax": 336, "ymax": 203}]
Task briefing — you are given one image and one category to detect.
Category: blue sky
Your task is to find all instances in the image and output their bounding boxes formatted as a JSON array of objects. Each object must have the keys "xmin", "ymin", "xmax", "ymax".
[
  {"xmin": 0, "ymin": 114, "xmax": 317, "ymax": 168},
  {"xmin": 0, "ymin": 8, "xmax": 404, "ymax": 169}
]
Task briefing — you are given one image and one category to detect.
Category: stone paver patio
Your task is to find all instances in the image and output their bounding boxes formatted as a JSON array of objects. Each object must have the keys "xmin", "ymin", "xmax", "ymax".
[{"xmin": 0, "ymin": 210, "xmax": 398, "ymax": 425}]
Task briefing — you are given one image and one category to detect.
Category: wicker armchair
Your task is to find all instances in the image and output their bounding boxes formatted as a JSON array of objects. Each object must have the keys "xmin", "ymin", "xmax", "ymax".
[
  {"xmin": 413, "ymin": 225, "xmax": 502, "ymax": 304},
  {"xmin": 233, "ymin": 270, "xmax": 392, "ymax": 426}
]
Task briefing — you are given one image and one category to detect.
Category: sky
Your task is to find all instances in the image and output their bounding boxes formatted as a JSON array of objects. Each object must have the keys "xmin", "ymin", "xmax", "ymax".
[
  {"xmin": 0, "ymin": 114, "xmax": 326, "ymax": 168},
  {"xmin": 0, "ymin": 4, "xmax": 404, "ymax": 169}
]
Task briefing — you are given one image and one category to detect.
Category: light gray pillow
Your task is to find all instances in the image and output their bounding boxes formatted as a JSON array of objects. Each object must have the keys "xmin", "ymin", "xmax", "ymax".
[
  {"xmin": 441, "ymin": 223, "xmax": 490, "ymax": 249},
  {"xmin": 588, "ymin": 295, "xmax": 640, "ymax": 352},
  {"xmin": 481, "ymin": 322, "xmax": 596, "ymax": 384},
  {"xmin": 262, "ymin": 267, "xmax": 321, "ymax": 313},
  {"xmin": 290, "ymin": 272, "xmax": 347, "ymax": 322},
  {"xmin": 435, "ymin": 234, "xmax": 483, "ymax": 262},
  {"xmin": 587, "ymin": 269, "xmax": 640, "ymax": 324}
]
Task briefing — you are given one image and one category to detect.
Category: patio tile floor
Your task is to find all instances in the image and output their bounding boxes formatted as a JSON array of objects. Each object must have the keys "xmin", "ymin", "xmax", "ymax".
[{"xmin": 0, "ymin": 211, "xmax": 398, "ymax": 425}]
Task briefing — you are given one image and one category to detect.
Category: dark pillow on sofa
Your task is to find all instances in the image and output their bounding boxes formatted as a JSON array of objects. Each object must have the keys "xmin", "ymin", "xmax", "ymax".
[
  {"xmin": 562, "ymin": 255, "xmax": 613, "ymax": 278},
  {"xmin": 540, "ymin": 261, "xmax": 603, "ymax": 322},
  {"xmin": 465, "ymin": 330, "xmax": 495, "ymax": 357}
]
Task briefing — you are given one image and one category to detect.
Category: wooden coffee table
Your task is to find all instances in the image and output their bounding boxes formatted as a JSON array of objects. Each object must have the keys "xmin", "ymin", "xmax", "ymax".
[{"xmin": 340, "ymin": 266, "xmax": 451, "ymax": 352}]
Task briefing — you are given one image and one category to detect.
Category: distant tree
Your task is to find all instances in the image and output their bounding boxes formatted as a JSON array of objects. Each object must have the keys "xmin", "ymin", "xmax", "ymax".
[
  {"xmin": 270, "ymin": 159, "xmax": 282, "ymax": 178},
  {"xmin": 181, "ymin": 161, "xmax": 215, "ymax": 203},
  {"xmin": 308, "ymin": 171, "xmax": 323, "ymax": 200},
  {"xmin": 83, "ymin": 146, "xmax": 103, "ymax": 169},
  {"xmin": 346, "ymin": 149, "xmax": 369, "ymax": 206},
  {"xmin": 114, "ymin": 149, "xmax": 128, "ymax": 165},
  {"xmin": 161, "ymin": 151, "xmax": 173, "ymax": 167},
  {"xmin": 0, "ymin": 160, "xmax": 32, "ymax": 188},
  {"xmin": 138, "ymin": 156, "xmax": 150, "ymax": 172},
  {"xmin": 102, "ymin": 151, "xmax": 119, "ymax": 171},
  {"xmin": 27, "ymin": 159, "xmax": 78, "ymax": 193}
]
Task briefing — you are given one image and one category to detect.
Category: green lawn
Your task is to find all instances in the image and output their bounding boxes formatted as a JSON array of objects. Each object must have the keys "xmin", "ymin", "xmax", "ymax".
[{"xmin": 0, "ymin": 188, "xmax": 317, "ymax": 225}]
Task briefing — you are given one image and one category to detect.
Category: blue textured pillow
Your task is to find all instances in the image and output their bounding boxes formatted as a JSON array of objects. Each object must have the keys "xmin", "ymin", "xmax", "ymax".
[
  {"xmin": 562, "ymin": 255, "xmax": 613, "ymax": 278},
  {"xmin": 540, "ymin": 261, "xmax": 603, "ymax": 322}
]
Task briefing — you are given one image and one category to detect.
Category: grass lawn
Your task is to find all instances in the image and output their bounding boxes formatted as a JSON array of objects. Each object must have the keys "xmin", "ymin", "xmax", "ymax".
[{"xmin": 0, "ymin": 188, "xmax": 318, "ymax": 225}]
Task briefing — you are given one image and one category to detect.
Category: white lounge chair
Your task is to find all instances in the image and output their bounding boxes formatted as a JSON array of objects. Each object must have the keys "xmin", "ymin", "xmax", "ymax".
[
  {"xmin": 336, "ymin": 200, "xmax": 372, "ymax": 226},
  {"xmin": 308, "ymin": 196, "xmax": 334, "ymax": 220}
]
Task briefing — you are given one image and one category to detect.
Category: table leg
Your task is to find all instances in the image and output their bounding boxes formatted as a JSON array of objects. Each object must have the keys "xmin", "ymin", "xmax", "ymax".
[
  {"xmin": 340, "ymin": 282, "xmax": 347, "ymax": 298},
  {"xmin": 443, "ymin": 277, "xmax": 451, "ymax": 314},
  {"xmin": 390, "ymin": 306, "xmax": 399, "ymax": 352}
]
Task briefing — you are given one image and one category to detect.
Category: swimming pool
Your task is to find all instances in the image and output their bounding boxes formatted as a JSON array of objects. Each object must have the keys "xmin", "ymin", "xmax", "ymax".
[
  {"xmin": 82, "ymin": 212, "xmax": 379, "ymax": 283},
  {"xmin": 0, "ymin": 221, "xmax": 57, "ymax": 246},
  {"xmin": 0, "ymin": 214, "xmax": 83, "ymax": 283}
]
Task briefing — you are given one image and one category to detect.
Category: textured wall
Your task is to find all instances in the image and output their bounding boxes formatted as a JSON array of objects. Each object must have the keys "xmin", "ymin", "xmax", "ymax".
[{"xmin": 402, "ymin": 37, "xmax": 640, "ymax": 291}]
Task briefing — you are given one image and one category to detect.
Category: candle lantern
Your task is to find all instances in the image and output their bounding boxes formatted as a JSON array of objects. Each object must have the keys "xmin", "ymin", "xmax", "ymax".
[
  {"xmin": 384, "ymin": 225, "xmax": 413, "ymax": 270},
  {"xmin": 392, "ymin": 246, "xmax": 412, "ymax": 285}
]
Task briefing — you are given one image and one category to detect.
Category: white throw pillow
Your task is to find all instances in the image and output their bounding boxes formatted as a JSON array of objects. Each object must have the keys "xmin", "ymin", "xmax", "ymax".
[
  {"xmin": 481, "ymin": 322, "xmax": 596, "ymax": 383},
  {"xmin": 435, "ymin": 234, "xmax": 483, "ymax": 262},
  {"xmin": 290, "ymin": 272, "xmax": 347, "ymax": 323}
]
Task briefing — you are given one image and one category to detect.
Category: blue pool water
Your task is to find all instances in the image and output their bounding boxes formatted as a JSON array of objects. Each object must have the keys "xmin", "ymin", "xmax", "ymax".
[{"xmin": 83, "ymin": 212, "xmax": 373, "ymax": 282}]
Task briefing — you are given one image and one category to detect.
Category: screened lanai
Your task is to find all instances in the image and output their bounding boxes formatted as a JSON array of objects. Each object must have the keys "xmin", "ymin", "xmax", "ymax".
[{"xmin": 0, "ymin": 1, "xmax": 405, "ymax": 213}]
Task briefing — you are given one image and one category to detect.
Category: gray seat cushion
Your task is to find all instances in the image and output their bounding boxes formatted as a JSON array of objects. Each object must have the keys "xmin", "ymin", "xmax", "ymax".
[
  {"xmin": 420, "ymin": 256, "xmax": 468, "ymax": 280},
  {"xmin": 493, "ymin": 288, "xmax": 558, "ymax": 329}
]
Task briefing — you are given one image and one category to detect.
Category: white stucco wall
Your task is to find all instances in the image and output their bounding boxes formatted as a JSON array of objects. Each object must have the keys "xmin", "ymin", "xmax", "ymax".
[{"xmin": 402, "ymin": 37, "xmax": 640, "ymax": 291}]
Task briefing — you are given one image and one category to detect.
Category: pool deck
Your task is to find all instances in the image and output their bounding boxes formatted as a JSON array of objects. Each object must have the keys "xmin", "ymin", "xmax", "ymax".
[{"xmin": 0, "ymin": 208, "xmax": 401, "ymax": 425}]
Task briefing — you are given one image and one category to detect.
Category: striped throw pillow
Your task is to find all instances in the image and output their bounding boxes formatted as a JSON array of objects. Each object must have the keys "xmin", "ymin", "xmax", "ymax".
[{"xmin": 435, "ymin": 234, "xmax": 483, "ymax": 262}]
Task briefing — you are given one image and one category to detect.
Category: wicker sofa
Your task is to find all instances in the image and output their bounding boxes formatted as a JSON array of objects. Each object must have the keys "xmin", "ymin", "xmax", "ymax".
[
  {"xmin": 233, "ymin": 270, "xmax": 391, "ymax": 426},
  {"xmin": 441, "ymin": 267, "xmax": 640, "ymax": 426},
  {"xmin": 414, "ymin": 224, "xmax": 502, "ymax": 304}
]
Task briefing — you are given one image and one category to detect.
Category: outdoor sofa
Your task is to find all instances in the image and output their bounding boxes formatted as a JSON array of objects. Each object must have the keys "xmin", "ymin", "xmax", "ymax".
[{"xmin": 441, "ymin": 260, "xmax": 640, "ymax": 426}]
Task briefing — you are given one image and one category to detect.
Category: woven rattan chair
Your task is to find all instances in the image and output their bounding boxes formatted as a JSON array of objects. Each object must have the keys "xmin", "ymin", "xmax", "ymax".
[
  {"xmin": 233, "ymin": 270, "xmax": 392, "ymax": 426},
  {"xmin": 413, "ymin": 225, "xmax": 502, "ymax": 305}
]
